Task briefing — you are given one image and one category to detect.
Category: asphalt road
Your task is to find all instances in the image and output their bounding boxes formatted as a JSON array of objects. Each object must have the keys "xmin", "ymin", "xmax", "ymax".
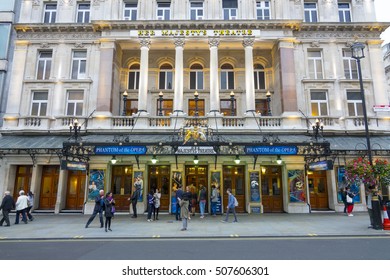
[{"xmin": 1, "ymin": 236, "xmax": 389, "ymax": 260}]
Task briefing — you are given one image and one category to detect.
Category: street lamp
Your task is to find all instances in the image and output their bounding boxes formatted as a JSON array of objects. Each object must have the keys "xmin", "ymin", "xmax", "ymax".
[
  {"xmin": 69, "ymin": 119, "xmax": 81, "ymax": 141},
  {"xmin": 193, "ymin": 155, "xmax": 199, "ymax": 165},
  {"xmin": 122, "ymin": 90, "xmax": 128, "ymax": 116},
  {"xmin": 312, "ymin": 118, "xmax": 324, "ymax": 141},
  {"xmin": 230, "ymin": 91, "xmax": 235, "ymax": 116},
  {"xmin": 194, "ymin": 91, "xmax": 199, "ymax": 116},
  {"xmin": 158, "ymin": 91, "xmax": 164, "ymax": 116},
  {"xmin": 266, "ymin": 91, "xmax": 272, "ymax": 116}
]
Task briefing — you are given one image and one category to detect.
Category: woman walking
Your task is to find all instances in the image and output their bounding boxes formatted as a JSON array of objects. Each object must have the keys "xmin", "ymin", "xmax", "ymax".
[
  {"xmin": 26, "ymin": 191, "xmax": 34, "ymax": 221},
  {"xmin": 345, "ymin": 186, "xmax": 355, "ymax": 217},
  {"xmin": 153, "ymin": 188, "xmax": 161, "ymax": 221},
  {"xmin": 104, "ymin": 192, "xmax": 115, "ymax": 232}
]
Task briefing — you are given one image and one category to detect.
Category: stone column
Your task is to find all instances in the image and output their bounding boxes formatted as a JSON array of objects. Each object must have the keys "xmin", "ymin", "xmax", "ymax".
[
  {"xmin": 52, "ymin": 42, "xmax": 67, "ymax": 116},
  {"xmin": 174, "ymin": 38, "xmax": 185, "ymax": 114},
  {"xmin": 243, "ymin": 37, "xmax": 255, "ymax": 113},
  {"xmin": 54, "ymin": 169, "xmax": 67, "ymax": 214},
  {"xmin": 96, "ymin": 40, "xmax": 115, "ymax": 116},
  {"xmin": 137, "ymin": 38, "xmax": 151, "ymax": 114},
  {"xmin": 209, "ymin": 37, "xmax": 220, "ymax": 113}
]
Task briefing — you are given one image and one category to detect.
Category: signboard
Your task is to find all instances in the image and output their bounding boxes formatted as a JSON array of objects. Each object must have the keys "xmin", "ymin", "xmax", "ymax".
[
  {"xmin": 135, "ymin": 29, "xmax": 258, "ymax": 37},
  {"xmin": 61, "ymin": 160, "xmax": 87, "ymax": 171},
  {"xmin": 94, "ymin": 145, "xmax": 147, "ymax": 155},
  {"xmin": 245, "ymin": 146, "xmax": 298, "ymax": 155},
  {"xmin": 308, "ymin": 160, "xmax": 334, "ymax": 171},
  {"xmin": 175, "ymin": 146, "xmax": 216, "ymax": 155},
  {"xmin": 373, "ymin": 105, "xmax": 390, "ymax": 112}
]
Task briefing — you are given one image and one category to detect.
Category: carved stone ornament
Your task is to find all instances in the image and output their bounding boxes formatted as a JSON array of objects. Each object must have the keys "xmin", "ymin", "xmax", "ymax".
[
  {"xmin": 322, "ymin": 0, "xmax": 334, "ymax": 4},
  {"xmin": 60, "ymin": 0, "xmax": 74, "ymax": 5},
  {"xmin": 74, "ymin": 42, "xmax": 85, "ymax": 48},
  {"xmin": 174, "ymin": 38, "xmax": 185, "ymax": 48},
  {"xmin": 40, "ymin": 42, "xmax": 50, "ymax": 49},
  {"xmin": 17, "ymin": 32, "xmax": 99, "ymax": 40},
  {"xmin": 310, "ymin": 41, "xmax": 320, "ymax": 48},
  {"xmin": 242, "ymin": 37, "xmax": 255, "ymax": 48},
  {"xmin": 208, "ymin": 37, "xmax": 220, "ymax": 48},
  {"xmin": 32, "ymin": 0, "xmax": 41, "ymax": 6},
  {"xmin": 354, "ymin": 0, "xmax": 363, "ymax": 4},
  {"xmin": 294, "ymin": 0, "xmax": 302, "ymax": 4},
  {"xmin": 139, "ymin": 38, "xmax": 151, "ymax": 48},
  {"xmin": 92, "ymin": 0, "xmax": 104, "ymax": 6}
]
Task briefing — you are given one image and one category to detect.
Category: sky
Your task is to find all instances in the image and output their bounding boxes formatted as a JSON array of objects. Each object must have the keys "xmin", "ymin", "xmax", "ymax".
[{"xmin": 375, "ymin": 0, "xmax": 390, "ymax": 44}]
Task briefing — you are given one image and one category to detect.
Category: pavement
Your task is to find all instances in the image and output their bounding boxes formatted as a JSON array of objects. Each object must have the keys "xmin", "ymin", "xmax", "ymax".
[{"xmin": 0, "ymin": 212, "xmax": 389, "ymax": 240}]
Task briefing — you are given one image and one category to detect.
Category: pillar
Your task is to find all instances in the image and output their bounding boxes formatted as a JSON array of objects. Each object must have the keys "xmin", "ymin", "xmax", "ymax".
[
  {"xmin": 209, "ymin": 37, "xmax": 220, "ymax": 113},
  {"xmin": 137, "ymin": 38, "xmax": 151, "ymax": 114},
  {"xmin": 174, "ymin": 38, "xmax": 185, "ymax": 114},
  {"xmin": 243, "ymin": 37, "xmax": 255, "ymax": 113}
]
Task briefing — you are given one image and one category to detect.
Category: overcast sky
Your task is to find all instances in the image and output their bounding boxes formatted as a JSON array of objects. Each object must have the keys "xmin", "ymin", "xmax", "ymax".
[{"xmin": 375, "ymin": 0, "xmax": 390, "ymax": 44}]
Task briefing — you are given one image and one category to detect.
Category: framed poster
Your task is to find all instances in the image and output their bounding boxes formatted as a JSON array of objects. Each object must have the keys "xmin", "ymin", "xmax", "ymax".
[
  {"xmin": 133, "ymin": 171, "xmax": 144, "ymax": 202},
  {"xmin": 249, "ymin": 171, "xmax": 260, "ymax": 202},
  {"xmin": 337, "ymin": 166, "xmax": 361, "ymax": 203},
  {"xmin": 88, "ymin": 169, "xmax": 105, "ymax": 201},
  {"xmin": 211, "ymin": 171, "xmax": 222, "ymax": 214},
  {"xmin": 288, "ymin": 170, "xmax": 305, "ymax": 203}
]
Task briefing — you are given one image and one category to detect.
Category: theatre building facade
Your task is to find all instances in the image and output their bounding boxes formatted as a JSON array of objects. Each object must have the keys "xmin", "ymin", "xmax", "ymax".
[{"xmin": 0, "ymin": 0, "xmax": 389, "ymax": 215}]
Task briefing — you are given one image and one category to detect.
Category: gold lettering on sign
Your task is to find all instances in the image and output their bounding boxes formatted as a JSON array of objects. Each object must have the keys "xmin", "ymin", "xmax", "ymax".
[{"xmin": 137, "ymin": 30, "xmax": 252, "ymax": 37}]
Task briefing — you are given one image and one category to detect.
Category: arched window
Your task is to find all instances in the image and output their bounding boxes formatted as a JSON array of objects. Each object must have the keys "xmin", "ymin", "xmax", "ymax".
[
  {"xmin": 254, "ymin": 64, "xmax": 266, "ymax": 90},
  {"xmin": 159, "ymin": 63, "xmax": 173, "ymax": 90},
  {"xmin": 220, "ymin": 63, "xmax": 234, "ymax": 90},
  {"xmin": 190, "ymin": 63, "xmax": 204, "ymax": 90},
  {"xmin": 128, "ymin": 64, "xmax": 140, "ymax": 90}
]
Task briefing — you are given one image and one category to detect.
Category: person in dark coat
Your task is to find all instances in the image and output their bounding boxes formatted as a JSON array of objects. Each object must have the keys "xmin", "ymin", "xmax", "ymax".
[
  {"xmin": 128, "ymin": 186, "xmax": 140, "ymax": 218},
  {"xmin": 104, "ymin": 192, "xmax": 115, "ymax": 232},
  {"xmin": 85, "ymin": 189, "xmax": 105, "ymax": 228},
  {"xmin": 0, "ymin": 191, "xmax": 15, "ymax": 227}
]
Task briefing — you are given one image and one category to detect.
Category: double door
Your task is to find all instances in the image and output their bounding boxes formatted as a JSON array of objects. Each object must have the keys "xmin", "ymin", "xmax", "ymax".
[
  {"xmin": 308, "ymin": 171, "xmax": 329, "ymax": 210},
  {"xmin": 223, "ymin": 166, "xmax": 245, "ymax": 213},
  {"xmin": 66, "ymin": 170, "xmax": 86, "ymax": 210},
  {"xmin": 39, "ymin": 165, "xmax": 59, "ymax": 210},
  {"xmin": 185, "ymin": 165, "xmax": 208, "ymax": 213},
  {"xmin": 111, "ymin": 165, "xmax": 133, "ymax": 211},
  {"xmin": 148, "ymin": 165, "xmax": 170, "ymax": 211},
  {"xmin": 261, "ymin": 166, "xmax": 283, "ymax": 213}
]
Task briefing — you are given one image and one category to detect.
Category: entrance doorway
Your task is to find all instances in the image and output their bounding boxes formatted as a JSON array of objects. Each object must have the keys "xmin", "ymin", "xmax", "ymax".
[
  {"xmin": 39, "ymin": 165, "xmax": 59, "ymax": 210},
  {"xmin": 223, "ymin": 165, "xmax": 246, "ymax": 213},
  {"xmin": 148, "ymin": 165, "xmax": 170, "ymax": 211},
  {"xmin": 308, "ymin": 171, "xmax": 329, "ymax": 210},
  {"xmin": 185, "ymin": 165, "xmax": 208, "ymax": 213},
  {"xmin": 13, "ymin": 165, "xmax": 33, "ymax": 198},
  {"xmin": 111, "ymin": 165, "xmax": 133, "ymax": 211},
  {"xmin": 65, "ymin": 170, "xmax": 86, "ymax": 210},
  {"xmin": 261, "ymin": 166, "xmax": 283, "ymax": 213}
]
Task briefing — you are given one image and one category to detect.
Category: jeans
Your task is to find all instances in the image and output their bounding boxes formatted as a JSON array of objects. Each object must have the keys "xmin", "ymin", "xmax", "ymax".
[
  {"xmin": 15, "ymin": 208, "xmax": 27, "ymax": 224},
  {"xmin": 211, "ymin": 201, "xmax": 217, "ymax": 215},
  {"xmin": 176, "ymin": 204, "xmax": 181, "ymax": 220},
  {"xmin": 86, "ymin": 209, "xmax": 103, "ymax": 227},
  {"xmin": 182, "ymin": 218, "xmax": 188, "ymax": 229},
  {"xmin": 132, "ymin": 201, "xmax": 137, "ymax": 217},
  {"xmin": 0, "ymin": 209, "xmax": 11, "ymax": 226},
  {"xmin": 224, "ymin": 207, "xmax": 237, "ymax": 222},
  {"xmin": 199, "ymin": 200, "xmax": 206, "ymax": 216}
]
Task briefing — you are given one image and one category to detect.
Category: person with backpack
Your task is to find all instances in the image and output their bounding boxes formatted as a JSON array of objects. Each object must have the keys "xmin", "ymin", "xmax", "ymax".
[{"xmin": 221, "ymin": 188, "xmax": 238, "ymax": 223}]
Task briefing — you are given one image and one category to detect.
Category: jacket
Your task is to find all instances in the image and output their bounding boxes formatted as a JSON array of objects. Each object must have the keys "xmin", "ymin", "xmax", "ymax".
[
  {"xmin": 15, "ymin": 194, "xmax": 29, "ymax": 211},
  {"xmin": 0, "ymin": 194, "xmax": 15, "ymax": 211},
  {"xmin": 227, "ymin": 193, "xmax": 235, "ymax": 209},
  {"xmin": 104, "ymin": 197, "xmax": 115, "ymax": 218},
  {"xmin": 94, "ymin": 194, "xmax": 105, "ymax": 212}
]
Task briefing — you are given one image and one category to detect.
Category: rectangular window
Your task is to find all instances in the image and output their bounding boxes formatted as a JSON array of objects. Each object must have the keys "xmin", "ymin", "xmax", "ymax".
[
  {"xmin": 308, "ymin": 51, "xmax": 323, "ymax": 79},
  {"xmin": 338, "ymin": 3, "xmax": 351, "ymax": 22},
  {"xmin": 223, "ymin": 0, "xmax": 238, "ymax": 20},
  {"xmin": 188, "ymin": 99, "xmax": 205, "ymax": 116},
  {"xmin": 0, "ymin": 24, "xmax": 11, "ymax": 59},
  {"xmin": 347, "ymin": 91, "xmax": 363, "ymax": 116},
  {"xmin": 221, "ymin": 71, "xmax": 235, "ymax": 90},
  {"xmin": 0, "ymin": 0, "xmax": 15, "ymax": 10},
  {"xmin": 124, "ymin": 99, "xmax": 138, "ymax": 116},
  {"xmin": 343, "ymin": 49, "xmax": 358, "ymax": 79},
  {"xmin": 254, "ymin": 69, "xmax": 266, "ymax": 89},
  {"xmin": 220, "ymin": 99, "xmax": 236, "ymax": 116},
  {"xmin": 190, "ymin": 1, "xmax": 204, "ymax": 20},
  {"xmin": 159, "ymin": 71, "xmax": 173, "ymax": 89},
  {"xmin": 77, "ymin": 2, "xmax": 91, "ymax": 23},
  {"xmin": 190, "ymin": 70, "xmax": 204, "ymax": 90},
  {"xmin": 256, "ymin": 1, "xmax": 270, "ymax": 20},
  {"xmin": 71, "ymin": 50, "xmax": 87, "ymax": 79},
  {"xmin": 310, "ymin": 91, "xmax": 328, "ymax": 116},
  {"xmin": 66, "ymin": 90, "xmax": 84, "ymax": 116},
  {"xmin": 255, "ymin": 99, "xmax": 268, "ymax": 116},
  {"xmin": 156, "ymin": 99, "xmax": 173, "ymax": 116},
  {"xmin": 31, "ymin": 91, "xmax": 48, "ymax": 116},
  {"xmin": 128, "ymin": 71, "xmax": 140, "ymax": 90},
  {"xmin": 304, "ymin": 2, "xmax": 318, "ymax": 22},
  {"xmin": 124, "ymin": 2, "xmax": 137, "ymax": 20},
  {"xmin": 43, "ymin": 3, "xmax": 57, "ymax": 23},
  {"xmin": 36, "ymin": 51, "xmax": 52, "ymax": 80},
  {"xmin": 157, "ymin": 2, "xmax": 171, "ymax": 20}
]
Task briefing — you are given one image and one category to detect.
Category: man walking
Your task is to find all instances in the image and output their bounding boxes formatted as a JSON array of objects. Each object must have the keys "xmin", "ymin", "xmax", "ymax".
[
  {"xmin": 85, "ymin": 189, "xmax": 105, "ymax": 228},
  {"xmin": 0, "ymin": 191, "xmax": 15, "ymax": 227},
  {"xmin": 221, "ymin": 188, "xmax": 238, "ymax": 223},
  {"xmin": 15, "ymin": 190, "xmax": 29, "ymax": 224},
  {"xmin": 129, "ymin": 186, "xmax": 140, "ymax": 218},
  {"xmin": 175, "ymin": 185, "xmax": 183, "ymax": 221},
  {"xmin": 211, "ymin": 185, "xmax": 219, "ymax": 216}
]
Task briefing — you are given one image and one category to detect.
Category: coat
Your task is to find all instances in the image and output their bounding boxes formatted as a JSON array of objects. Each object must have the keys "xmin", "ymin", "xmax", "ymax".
[
  {"xmin": 104, "ymin": 198, "xmax": 115, "ymax": 218},
  {"xmin": 0, "ymin": 195, "xmax": 15, "ymax": 211},
  {"xmin": 15, "ymin": 194, "xmax": 29, "ymax": 211}
]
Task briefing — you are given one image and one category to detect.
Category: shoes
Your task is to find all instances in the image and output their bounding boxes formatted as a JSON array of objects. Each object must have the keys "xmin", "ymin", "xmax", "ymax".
[
  {"xmin": 24, "ymin": 221, "xmax": 28, "ymax": 224},
  {"xmin": 180, "ymin": 228, "xmax": 187, "ymax": 231},
  {"xmin": 156, "ymin": 218, "xmax": 159, "ymax": 220},
  {"xmin": 368, "ymin": 225, "xmax": 373, "ymax": 228},
  {"xmin": 30, "ymin": 217, "xmax": 34, "ymax": 221},
  {"xmin": 131, "ymin": 216, "xmax": 137, "ymax": 218},
  {"xmin": 4, "ymin": 225, "xmax": 10, "ymax": 227},
  {"xmin": 233, "ymin": 220, "xmax": 238, "ymax": 223},
  {"xmin": 200, "ymin": 216, "xmax": 204, "ymax": 219},
  {"xmin": 108, "ymin": 228, "xmax": 112, "ymax": 231},
  {"xmin": 105, "ymin": 228, "xmax": 107, "ymax": 232},
  {"xmin": 14, "ymin": 223, "xmax": 19, "ymax": 225},
  {"xmin": 192, "ymin": 213, "xmax": 195, "ymax": 216},
  {"xmin": 348, "ymin": 214, "xmax": 354, "ymax": 217},
  {"xmin": 147, "ymin": 219, "xmax": 151, "ymax": 222},
  {"xmin": 220, "ymin": 220, "xmax": 226, "ymax": 223},
  {"xmin": 85, "ymin": 225, "xmax": 88, "ymax": 228},
  {"xmin": 100, "ymin": 225, "xmax": 104, "ymax": 228}
]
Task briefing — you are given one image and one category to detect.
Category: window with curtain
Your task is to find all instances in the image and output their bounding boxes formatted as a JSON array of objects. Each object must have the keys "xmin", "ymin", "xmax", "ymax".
[
  {"xmin": 76, "ymin": 2, "xmax": 91, "ymax": 23},
  {"xmin": 159, "ymin": 63, "xmax": 173, "ymax": 89},
  {"xmin": 338, "ymin": 2, "xmax": 351, "ymax": 22},
  {"xmin": 189, "ymin": 63, "xmax": 204, "ymax": 90},
  {"xmin": 310, "ymin": 91, "xmax": 328, "ymax": 116},
  {"xmin": 307, "ymin": 50, "xmax": 323, "ymax": 79},
  {"xmin": 220, "ymin": 63, "xmax": 235, "ymax": 90},
  {"xmin": 36, "ymin": 51, "xmax": 52, "ymax": 80},
  {"xmin": 223, "ymin": 0, "xmax": 238, "ymax": 20},
  {"xmin": 342, "ymin": 49, "xmax": 358, "ymax": 79},
  {"xmin": 66, "ymin": 90, "xmax": 84, "ymax": 116},
  {"xmin": 254, "ymin": 64, "xmax": 266, "ymax": 90},
  {"xmin": 43, "ymin": 3, "xmax": 57, "ymax": 23},
  {"xmin": 347, "ymin": 91, "xmax": 363, "ymax": 116},
  {"xmin": 71, "ymin": 50, "xmax": 87, "ymax": 79},
  {"xmin": 304, "ymin": 2, "xmax": 318, "ymax": 23},
  {"xmin": 128, "ymin": 64, "xmax": 140, "ymax": 89}
]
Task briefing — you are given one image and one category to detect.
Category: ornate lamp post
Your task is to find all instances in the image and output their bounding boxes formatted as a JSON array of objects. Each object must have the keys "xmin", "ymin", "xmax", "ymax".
[
  {"xmin": 312, "ymin": 118, "xmax": 324, "ymax": 141},
  {"xmin": 266, "ymin": 91, "xmax": 272, "ymax": 116},
  {"xmin": 69, "ymin": 119, "xmax": 81, "ymax": 141},
  {"xmin": 194, "ymin": 90, "xmax": 199, "ymax": 116},
  {"xmin": 122, "ymin": 90, "xmax": 128, "ymax": 116},
  {"xmin": 158, "ymin": 91, "xmax": 164, "ymax": 116},
  {"xmin": 230, "ymin": 91, "xmax": 235, "ymax": 116}
]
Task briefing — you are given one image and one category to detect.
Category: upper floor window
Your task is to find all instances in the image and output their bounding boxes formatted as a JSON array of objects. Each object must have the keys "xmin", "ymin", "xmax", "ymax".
[
  {"xmin": 190, "ymin": 1, "xmax": 204, "ymax": 20},
  {"xmin": 256, "ymin": 1, "xmax": 270, "ymax": 20},
  {"xmin": 220, "ymin": 63, "xmax": 235, "ymax": 90},
  {"xmin": 342, "ymin": 49, "xmax": 358, "ymax": 79},
  {"xmin": 124, "ymin": 2, "xmax": 137, "ymax": 20},
  {"xmin": 124, "ymin": 99, "xmax": 138, "ymax": 116},
  {"xmin": 338, "ymin": 3, "xmax": 351, "ymax": 22},
  {"xmin": 43, "ymin": 3, "xmax": 57, "ymax": 23},
  {"xmin": 77, "ymin": 2, "xmax": 91, "ymax": 23},
  {"xmin": 157, "ymin": 1, "xmax": 171, "ymax": 20},
  {"xmin": 310, "ymin": 91, "xmax": 328, "ymax": 116},
  {"xmin": 31, "ymin": 91, "xmax": 48, "ymax": 116},
  {"xmin": 220, "ymin": 99, "xmax": 236, "ymax": 116},
  {"xmin": 188, "ymin": 99, "xmax": 205, "ymax": 116},
  {"xmin": 157, "ymin": 98, "xmax": 173, "ymax": 116},
  {"xmin": 190, "ymin": 63, "xmax": 204, "ymax": 90},
  {"xmin": 159, "ymin": 63, "xmax": 173, "ymax": 89},
  {"xmin": 128, "ymin": 64, "xmax": 140, "ymax": 90},
  {"xmin": 347, "ymin": 91, "xmax": 363, "ymax": 116},
  {"xmin": 66, "ymin": 90, "xmax": 84, "ymax": 116},
  {"xmin": 223, "ymin": 0, "xmax": 238, "ymax": 20},
  {"xmin": 255, "ymin": 99, "xmax": 268, "ymax": 116},
  {"xmin": 71, "ymin": 50, "xmax": 87, "ymax": 79},
  {"xmin": 304, "ymin": 2, "xmax": 318, "ymax": 22},
  {"xmin": 254, "ymin": 64, "xmax": 266, "ymax": 90},
  {"xmin": 36, "ymin": 51, "xmax": 52, "ymax": 80},
  {"xmin": 307, "ymin": 50, "xmax": 323, "ymax": 79},
  {"xmin": 0, "ymin": 24, "xmax": 11, "ymax": 59}
]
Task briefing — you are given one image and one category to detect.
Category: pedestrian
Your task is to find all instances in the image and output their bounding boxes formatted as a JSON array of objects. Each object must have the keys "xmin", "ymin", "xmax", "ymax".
[
  {"xmin": 129, "ymin": 186, "xmax": 140, "ymax": 218},
  {"xmin": 198, "ymin": 185, "xmax": 207, "ymax": 218},
  {"xmin": 0, "ymin": 191, "xmax": 15, "ymax": 227},
  {"xmin": 175, "ymin": 184, "xmax": 183, "ymax": 221},
  {"xmin": 366, "ymin": 185, "xmax": 375, "ymax": 228},
  {"xmin": 26, "ymin": 191, "xmax": 34, "ymax": 221},
  {"xmin": 211, "ymin": 185, "xmax": 219, "ymax": 216},
  {"xmin": 190, "ymin": 185, "xmax": 197, "ymax": 217},
  {"xmin": 15, "ymin": 190, "xmax": 29, "ymax": 224},
  {"xmin": 104, "ymin": 192, "xmax": 115, "ymax": 232},
  {"xmin": 147, "ymin": 190, "xmax": 154, "ymax": 222},
  {"xmin": 179, "ymin": 186, "xmax": 191, "ymax": 231},
  {"xmin": 85, "ymin": 189, "xmax": 105, "ymax": 228},
  {"xmin": 221, "ymin": 188, "xmax": 238, "ymax": 223},
  {"xmin": 153, "ymin": 188, "xmax": 161, "ymax": 220},
  {"xmin": 345, "ymin": 186, "xmax": 355, "ymax": 217},
  {"xmin": 339, "ymin": 187, "xmax": 347, "ymax": 213}
]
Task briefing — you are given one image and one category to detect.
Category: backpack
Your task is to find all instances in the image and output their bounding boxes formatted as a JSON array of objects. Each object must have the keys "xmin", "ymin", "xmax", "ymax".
[{"xmin": 233, "ymin": 196, "xmax": 238, "ymax": 207}]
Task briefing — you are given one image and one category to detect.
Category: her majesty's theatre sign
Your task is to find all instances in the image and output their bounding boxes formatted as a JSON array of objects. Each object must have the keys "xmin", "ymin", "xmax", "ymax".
[{"xmin": 135, "ymin": 29, "xmax": 257, "ymax": 37}]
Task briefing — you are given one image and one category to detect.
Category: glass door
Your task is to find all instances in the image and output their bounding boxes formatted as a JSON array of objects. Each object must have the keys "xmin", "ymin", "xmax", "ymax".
[{"xmin": 261, "ymin": 166, "xmax": 283, "ymax": 213}]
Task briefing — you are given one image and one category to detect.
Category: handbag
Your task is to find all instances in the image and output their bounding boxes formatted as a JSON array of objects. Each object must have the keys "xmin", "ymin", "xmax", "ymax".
[{"xmin": 346, "ymin": 194, "xmax": 353, "ymax": 203}]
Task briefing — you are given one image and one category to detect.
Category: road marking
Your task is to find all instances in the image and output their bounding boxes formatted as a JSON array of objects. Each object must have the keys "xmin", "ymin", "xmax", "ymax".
[
  {"xmin": 0, "ymin": 237, "xmax": 7, "ymax": 240},
  {"xmin": 229, "ymin": 234, "xmax": 239, "ymax": 238},
  {"xmin": 152, "ymin": 235, "xmax": 161, "ymax": 238},
  {"xmin": 73, "ymin": 236, "xmax": 84, "ymax": 239},
  {"xmin": 308, "ymin": 233, "xmax": 318, "ymax": 236}
]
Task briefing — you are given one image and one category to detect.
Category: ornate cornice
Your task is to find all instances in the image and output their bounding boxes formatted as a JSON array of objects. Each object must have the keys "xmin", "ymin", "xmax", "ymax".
[
  {"xmin": 242, "ymin": 37, "xmax": 254, "ymax": 48},
  {"xmin": 17, "ymin": 32, "xmax": 99, "ymax": 40},
  {"xmin": 174, "ymin": 38, "xmax": 185, "ymax": 48},
  {"xmin": 297, "ymin": 31, "xmax": 383, "ymax": 40},
  {"xmin": 208, "ymin": 37, "xmax": 220, "ymax": 48},
  {"xmin": 59, "ymin": 0, "xmax": 74, "ymax": 5},
  {"xmin": 139, "ymin": 38, "xmax": 151, "ymax": 48},
  {"xmin": 32, "ymin": 0, "xmax": 41, "ymax": 6}
]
